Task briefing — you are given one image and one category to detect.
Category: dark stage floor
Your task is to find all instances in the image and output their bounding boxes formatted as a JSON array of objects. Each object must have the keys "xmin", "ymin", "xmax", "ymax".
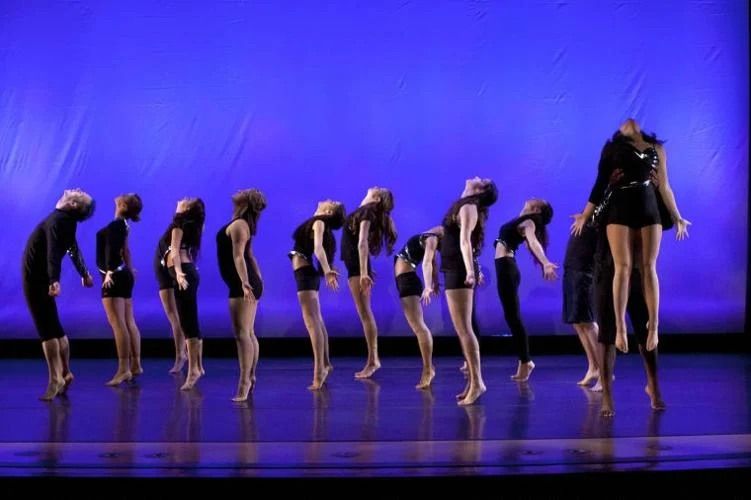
[{"xmin": 0, "ymin": 354, "xmax": 749, "ymax": 481}]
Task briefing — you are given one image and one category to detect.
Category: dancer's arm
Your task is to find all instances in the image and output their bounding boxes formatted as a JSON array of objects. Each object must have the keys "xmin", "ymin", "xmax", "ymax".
[
  {"xmin": 420, "ymin": 235, "xmax": 439, "ymax": 305},
  {"xmin": 229, "ymin": 220, "xmax": 253, "ymax": 301},
  {"xmin": 313, "ymin": 220, "xmax": 338, "ymax": 290},
  {"xmin": 572, "ymin": 146, "xmax": 612, "ymax": 235},
  {"xmin": 103, "ymin": 220, "xmax": 126, "ymax": 288},
  {"xmin": 357, "ymin": 219, "xmax": 373, "ymax": 292},
  {"xmin": 521, "ymin": 220, "xmax": 558, "ymax": 280},
  {"xmin": 655, "ymin": 145, "xmax": 691, "ymax": 240},
  {"xmin": 170, "ymin": 227, "xmax": 188, "ymax": 290},
  {"xmin": 458, "ymin": 204, "xmax": 478, "ymax": 287}
]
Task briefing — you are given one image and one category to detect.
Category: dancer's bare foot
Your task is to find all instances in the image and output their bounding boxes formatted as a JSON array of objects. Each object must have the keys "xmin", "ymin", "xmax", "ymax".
[
  {"xmin": 232, "ymin": 380, "xmax": 252, "ymax": 402},
  {"xmin": 577, "ymin": 369, "xmax": 599, "ymax": 386},
  {"xmin": 456, "ymin": 381, "xmax": 470, "ymax": 400},
  {"xmin": 511, "ymin": 361, "xmax": 535, "ymax": 382},
  {"xmin": 39, "ymin": 379, "xmax": 65, "ymax": 401},
  {"xmin": 615, "ymin": 330, "xmax": 628, "ymax": 353},
  {"xmin": 59, "ymin": 372, "xmax": 75, "ymax": 394},
  {"xmin": 458, "ymin": 383, "xmax": 486, "ymax": 406},
  {"xmin": 180, "ymin": 370, "xmax": 202, "ymax": 390},
  {"xmin": 106, "ymin": 371, "xmax": 133, "ymax": 386},
  {"xmin": 325, "ymin": 363, "xmax": 334, "ymax": 373},
  {"xmin": 308, "ymin": 377, "xmax": 324, "ymax": 391},
  {"xmin": 415, "ymin": 367, "xmax": 435, "ymax": 390},
  {"xmin": 354, "ymin": 362, "xmax": 381, "ymax": 379},
  {"xmin": 591, "ymin": 374, "xmax": 614, "ymax": 393},
  {"xmin": 460, "ymin": 361, "xmax": 468, "ymax": 374},
  {"xmin": 249, "ymin": 375, "xmax": 257, "ymax": 392},
  {"xmin": 645, "ymin": 385, "xmax": 666, "ymax": 411},
  {"xmin": 130, "ymin": 364, "xmax": 144, "ymax": 377},
  {"xmin": 600, "ymin": 394, "xmax": 615, "ymax": 417},
  {"xmin": 169, "ymin": 355, "xmax": 187, "ymax": 374},
  {"xmin": 646, "ymin": 326, "xmax": 659, "ymax": 352}
]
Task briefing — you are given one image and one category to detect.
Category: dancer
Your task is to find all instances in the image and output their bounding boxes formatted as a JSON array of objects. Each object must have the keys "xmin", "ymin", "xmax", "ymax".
[
  {"xmin": 562, "ymin": 223, "xmax": 600, "ymax": 387},
  {"xmin": 572, "ymin": 119, "xmax": 690, "ymax": 353},
  {"xmin": 341, "ymin": 186, "xmax": 397, "ymax": 379},
  {"xmin": 440, "ymin": 177, "xmax": 498, "ymax": 405},
  {"xmin": 96, "ymin": 193, "xmax": 144, "ymax": 386},
  {"xmin": 217, "ymin": 189, "xmax": 266, "ymax": 401},
  {"xmin": 158, "ymin": 198, "xmax": 206, "ymax": 390},
  {"xmin": 494, "ymin": 199, "xmax": 557, "ymax": 382},
  {"xmin": 22, "ymin": 189, "xmax": 95, "ymax": 400},
  {"xmin": 394, "ymin": 226, "xmax": 444, "ymax": 389},
  {"xmin": 155, "ymin": 202, "xmax": 187, "ymax": 374},
  {"xmin": 289, "ymin": 199, "xmax": 346, "ymax": 390}
]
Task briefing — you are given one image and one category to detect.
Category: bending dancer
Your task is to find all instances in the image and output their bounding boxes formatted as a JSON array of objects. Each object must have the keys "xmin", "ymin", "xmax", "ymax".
[
  {"xmin": 289, "ymin": 199, "xmax": 346, "ymax": 390},
  {"xmin": 572, "ymin": 119, "xmax": 690, "ymax": 353},
  {"xmin": 96, "ymin": 193, "xmax": 144, "ymax": 386},
  {"xmin": 440, "ymin": 177, "xmax": 498, "ymax": 405},
  {"xmin": 394, "ymin": 226, "xmax": 444, "ymax": 389},
  {"xmin": 341, "ymin": 186, "xmax": 397, "ymax": 379},
  {"xmin": 22, "ymin": 189, "xmax": 95, "ymax": 400},
  {"xmin": 562, "ymin": 223, "xmax": 600, "ymax": 387},
  {"xmin": 158, "ymin": 198, "xmax": 206, "ymax": 390},
  {"xmin": 494, "ymin": 199, "xmax": 557, "ymax": 382},
  {"xmin": 217, "ymin": 189, "xmax": 266, "ymax": 401},
  {"xmin": 155, "ymin": 203, "xmax": 187, "ymax": 374}
]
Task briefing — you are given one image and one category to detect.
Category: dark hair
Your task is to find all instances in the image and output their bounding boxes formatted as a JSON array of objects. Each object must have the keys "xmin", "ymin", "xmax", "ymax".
[
  {"xmin": 122, "ymin": 193, "xmax": 143, "ymax": 222},
  {"xmin": 610, "ymin": 129, "xmax": 664, "ymax": 146},
  {"xmin": 169, "ymin": 198, "xmax": 205, "ymax": 258},
  {"xmin": 75, "ymin": 198, "xmax": 96, "ymax": 222},
  {"xmin": 233, "ymin": 189, "xmax": 266, "ymax": 236},
  {"xmin": 327, "ymin": 203, "xmax": 346, "ymax": 230},
  {"xmin": 347, "ymin": 189, "xmax": 397, "ymax": 256},
  {"xmin": 442, "ymin": 181, "xmax": 498, "ymax": 254},
  {"xmin": 531, "ymin": 200, "xmax": 553, "ymax": 252},
  {"xmin": 292, "ymin": 212, "xmax": 343, "ymax": 267}
]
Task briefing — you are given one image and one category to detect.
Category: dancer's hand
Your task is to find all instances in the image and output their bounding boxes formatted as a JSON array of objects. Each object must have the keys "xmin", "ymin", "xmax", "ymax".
[
  {"xmin": 82, "ymin": 273, "xmax": 94, "ymax": 288},
  {"xmin": 176, "ymin": 272, "xmax": 189, "ymax": 290},
  {"xmin": 420, "ymin": 287, "xmax": 437, "ymax": 306},
  {"xmin": 325, "ymin": 270, "xmax": 340, "ymax": 291},
  {"xmin": 570, "ymin": 214, "xmax": 587, "ymax": 236},
  {"xmin": 359, "ymin": 275, "xmax": 374, "ymax": 294},
  {"xmin": 543, "ymin": 262, "xmax": 559, "ymax": 281},
  {"xmin": 464, "ymin": 272, "xmax": 476, "ymax": 288},
  {"xmin": 675, "ymin": 218, "xmax": 691, "ymax": 240},
  {"xmin": 102, "ymin": 272, "xmax": 114, "ymax": 289},
  {"xmin": 242, "ymin": 282, "xmax": 256, "ymax": 303},
  {"xmin": 48, "ymin": 281, "xmax": 61, "ymax": 297}
]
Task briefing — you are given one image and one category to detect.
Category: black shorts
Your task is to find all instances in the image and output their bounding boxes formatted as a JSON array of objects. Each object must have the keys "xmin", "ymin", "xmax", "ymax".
[
  {"xmin": 606, "ymin": 184, "xmax": 662, "ymax": 229},
  {"xmin": 294, "ymin": 265, "xmax": 321, "ymax": 292},
  {"xmin": 395, "ymin": 271, "xmax": 423, "ymax": 298},
  {"xmin": 154, "ymin": 260, "xmax": 174, "ymax": 291},
  {"xmin": 225, "ymin": 267, "xmax": 264, "ymax": 300},
  {"xmin": 101, "ymin": 269, "xmax": 134, "ymax": 299},
  {"xmin": 23, "ymin": 279, "xmax": 65, "ymax": 341},
  {"xmin": 344, "ymin": 258, "xmax": 373, "ymax": 279},
  {"xmin": 443, "ymin": 270, "xmax": 473, "ymax": 290},
  {"xmin": 562, "ymin": 269, "xmax": 594, "ymax": 324}
]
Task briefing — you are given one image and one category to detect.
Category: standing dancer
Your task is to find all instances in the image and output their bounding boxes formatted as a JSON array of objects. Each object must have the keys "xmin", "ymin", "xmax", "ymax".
[
  {"xmin": 155, "ymin": 201, "xmax": 187, "ymax": 374},
  {"xmin": 440, "ymin": 177, "xmax": 498, "ymax": 405},
  {"xmin": 289, "ymin": 199, "xmax": 346, "ymax": 390},
  {"xmin": 97, "ymin": 194, "xmax": 144, "ymax": 386},
  {"xmin": 217, "ymin": 189, "xmax": 266, "ymax": 401},
  {"xmin": 341, "ymin": 187, "xmax": 397, "ymax": 379},
  {"xmin": 494, "ymin": 199, "xmax": 557, "ymax": 382},
  {"xmin": 22, "ymin": 189, "xmax": 95, "ymax": 400},
  {"xmin": 394, "ymin": 226, "xmax": 444, "ymax": 389},
  {"xmin": 572, "ymin": 119, "xmax": 690, "ymax": 353},
  {"xmin": 158, "ymin": 198, "xmax": 206, "ymax": 390}
]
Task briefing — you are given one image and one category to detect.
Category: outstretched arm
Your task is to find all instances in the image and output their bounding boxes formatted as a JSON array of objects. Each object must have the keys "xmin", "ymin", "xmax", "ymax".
[
  {"xmin": 522, "ymin": 220, "xmax": 558, "ymax": 280},
  {"xmin": 655, "ymin": 145, "xmax": 691, "ymax": 240}
]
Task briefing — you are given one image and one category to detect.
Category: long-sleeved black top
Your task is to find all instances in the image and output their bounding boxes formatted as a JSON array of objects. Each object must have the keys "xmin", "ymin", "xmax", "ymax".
[
  {"xmin": 96, "ymin": 218, "xmax": 128, "ymax": 272},
  {"xmin": 22, "ymin": 209, "xmax": 89, "ymax": 284}
]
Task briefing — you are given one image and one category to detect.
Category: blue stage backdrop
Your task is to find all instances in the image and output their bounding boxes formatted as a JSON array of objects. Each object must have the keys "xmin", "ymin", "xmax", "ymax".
[{"xmin": 0, "ymin": 1, "xmax": 747, "ymax": 339}]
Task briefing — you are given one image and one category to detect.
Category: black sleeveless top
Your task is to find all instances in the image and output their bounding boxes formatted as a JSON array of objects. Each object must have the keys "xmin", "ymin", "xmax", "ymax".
[
  {"xmin": 156, "ymin": 216, "xmax": 200, "ymax": 267},
  {"xmin": 340, "ymin": 205, "xmax": 376, "ymax": 269},
  {"xmin": 289, "ymin": 215, "xmax": 336, "ymax": 272},
  {"xmin": 589, "ymin": 138, "xmax": 659, "ymax": 205},
  {"xmin": 440, "ymin": 199, "xmax": 481, "ymax": 273},
  {"xmin": 495, "ymin": 213, "xmax": 543, "ymax": 253},
  {"xmin": 396, "ymin": 233, "xmax": 440, "ymax": 268},
  {"xmin": 96, "ymin": 218, "xmax": 128, "ymax": 272},
  {"xmin": 216, "ymin": 218, "xmax": 251, "ymax": 283}
]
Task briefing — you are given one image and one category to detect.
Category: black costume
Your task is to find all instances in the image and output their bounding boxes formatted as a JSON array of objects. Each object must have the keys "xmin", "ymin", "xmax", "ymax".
[
  {"xmin": 96, "ymin": 218, "xmax": 134, "ymax": 299},
  {"xmin": 289, "ymin": 215, "xmax": 337, "ymax": 292},
  {"xmin": 440, "ymin": 199, "xmax": 481, "ymax": 290},
  {"xmin": 340, "ymin": 205, "xmax": 376, "ymax": 279},
  {"xmin": 562, "ymin": 224, "xmax": 598, "ymax": 324},
  {"xmin": 216, "ymin": 218, "xmax": 263, "ymax": 299},
  {"xmin": 22, "ymin": 210, "xmax": 90, "ymax": 341},
  {"xmin": 394, "ymin": 232, "xmax": 440, "ymax": 298}
]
